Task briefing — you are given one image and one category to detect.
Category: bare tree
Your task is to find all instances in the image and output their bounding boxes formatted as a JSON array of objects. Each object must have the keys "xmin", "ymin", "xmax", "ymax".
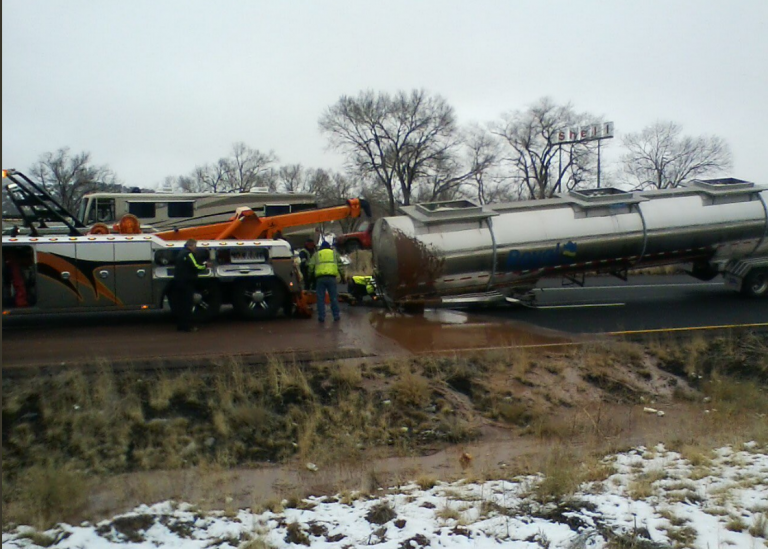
[
  {"xmin": 177, "ymin": 143, "xmax": 277, "ymax": 193},
  {"xmin": 28, "ymin": 148, "xmax": 120, "ymax": 212},
  {"xmin": 220, "ymin": 142, "xmax": 277, "ymax": 192},
  {"xmin": 493, "ymin": 97, "xmax": 601, "ymax": 200},
  {"xmin": 276, "ymin": 164, "xmax": 306, "ymax": 193},
  {"xmin": 320, "ymin": 89, "xmax": 488, "ymax": 215},
  {"xmin": 622, "ymin": 121, "xmax": 732, "ymax": 189},
  {"xmin": 458, "ymin": 125, "xmax": 510, "ymax": 204}
]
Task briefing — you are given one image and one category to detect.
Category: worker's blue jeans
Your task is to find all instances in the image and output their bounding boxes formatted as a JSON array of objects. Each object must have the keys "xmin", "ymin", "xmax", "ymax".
[{"xmin": 315, "ymin": 276, "xmax": 340, "ymax": 322}]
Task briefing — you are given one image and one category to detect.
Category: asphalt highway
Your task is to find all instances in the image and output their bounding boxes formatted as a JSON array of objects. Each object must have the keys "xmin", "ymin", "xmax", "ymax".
[
  {"xmin": 489, "ymin": 274, "xmax": 767, "ymax": 335},
  {"xmin": 2, "ymin": 275, "xmax": 765, "ymax": 369}
]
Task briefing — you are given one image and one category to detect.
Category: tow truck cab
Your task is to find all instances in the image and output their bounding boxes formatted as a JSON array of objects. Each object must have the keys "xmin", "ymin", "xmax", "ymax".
[{"xmin": 336, "ymin": 221, "xmax": 373, "ymax": 254}]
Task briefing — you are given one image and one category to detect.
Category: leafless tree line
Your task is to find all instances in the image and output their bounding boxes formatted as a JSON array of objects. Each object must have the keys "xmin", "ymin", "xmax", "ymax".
[{"xmin": 11, "ymin": 93, "xmax": 732, "ymax": 218}]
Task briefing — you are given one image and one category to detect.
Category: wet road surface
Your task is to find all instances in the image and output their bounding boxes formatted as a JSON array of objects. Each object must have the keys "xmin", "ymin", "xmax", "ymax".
[
  {"xmin": 490, "ymin": 275, "xmax": 767, "ymax": 334},
  {"xmin": 3, "ymin": 275, "xmax": 765, "ymax": 369},
  {"xmin": 1, "ymin": 306, "xmax": 402, "ymax": 369}
]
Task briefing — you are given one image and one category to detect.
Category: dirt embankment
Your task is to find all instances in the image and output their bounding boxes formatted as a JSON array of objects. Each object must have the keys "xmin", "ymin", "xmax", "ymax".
[{"xmin": 3, "ymin": 331, "xmax": 767, "ymax": 529}]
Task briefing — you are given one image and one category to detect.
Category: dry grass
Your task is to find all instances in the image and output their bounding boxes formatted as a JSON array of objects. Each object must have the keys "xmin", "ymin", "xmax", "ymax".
[
  {"xmin": 345, "ymin": 250, "xmax": 373, "ymax": 277},
  {"xmin": 415, "ymin": 475, "xmax": 438, "ymax": 491},
  {"xmin": 435, "ymin": 503, "xmax": 462, "ymax": 521},
  {"xmin": 678, "ymin": 444, "xmax": 713, "ymax": 467},
  {"xmin": 531, "ymin": 446, "xmax": 584, "ymax": 503},
  {"xmin": 628, "ymin": 468, "xmax": 670, "ymax": 501},
  {"xmin": 3, "ymin": 463, "xmax": 90, "ymax": 529},
  {"xmin": 749, "ymin": 513, "xmax": 768, "ymax": 538},
  {"xmin": 389, "ymin": 370, "xmax": 431, "ymax": 409},
  {"xmin": 3, "ymin": 332, "xmax": 767, "ymax": 529}
]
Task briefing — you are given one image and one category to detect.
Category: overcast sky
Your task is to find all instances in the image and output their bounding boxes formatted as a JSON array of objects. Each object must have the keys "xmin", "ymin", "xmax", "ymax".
[{"xmin": 3, "ymin": 0, "xmax": 767, "ymax": 190}]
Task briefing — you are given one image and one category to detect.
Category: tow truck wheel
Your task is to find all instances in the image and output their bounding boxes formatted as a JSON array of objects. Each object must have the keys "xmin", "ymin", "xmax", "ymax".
[
  {"xmin": 741, "ymin": 269, "xmax": 768, "ymax": 298},
  {"xmin": 233, "ymin": 277, "xmax": 286, "ymax": 319},
  {"xmin": 167, "ymin": 282, "xmax": 222, "ymax": 322},
  {"xmin": 191, "ymin": 282, "xmax": 222, "ymax": 321}
]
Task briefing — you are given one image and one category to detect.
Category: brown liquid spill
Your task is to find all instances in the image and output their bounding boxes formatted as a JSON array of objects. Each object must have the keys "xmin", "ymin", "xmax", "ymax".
[
  {"xmin": 370, "ymin": 309, "xmax": 571, "ymax": 353},
  {"xmin": 390, "ymin": 228, "xmax": 444, "ymax": 299}
]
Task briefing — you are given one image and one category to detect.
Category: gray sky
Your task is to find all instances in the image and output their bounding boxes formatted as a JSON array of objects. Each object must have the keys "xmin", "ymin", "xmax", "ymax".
[{"xmin": 3, "ymin": 0, "xmax": 767, "ymax": 189}]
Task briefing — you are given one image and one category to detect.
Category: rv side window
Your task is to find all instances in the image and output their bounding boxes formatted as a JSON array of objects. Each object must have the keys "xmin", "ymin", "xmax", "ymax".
[
  {"xmin": 168, "ymin": 202, "xmax": 194, "ymax": 218},
  {"xmin": 129, "ymin": 202, "xmax": 157, "ymax": 218},
  {"xmin": 291, "ymin": 203, "xmax": 318, "ymax": 213},
  {"xmin": 95, "ymin": 199, "xmax": 116, "ymax": 223},
  {"xmin": 264, "ymin": 204, "xmax": 291, "ymax": 216}
]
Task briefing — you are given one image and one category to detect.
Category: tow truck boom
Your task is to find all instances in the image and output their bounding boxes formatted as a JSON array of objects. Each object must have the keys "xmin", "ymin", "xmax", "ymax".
[{"xmin": 154, "ymin": 199, "xmax": 371, "ymax": 241}]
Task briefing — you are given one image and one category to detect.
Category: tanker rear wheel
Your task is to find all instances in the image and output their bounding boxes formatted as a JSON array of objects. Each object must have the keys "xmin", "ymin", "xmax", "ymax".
[
  {"xmin": 232, "ymin": 277, "xmax": 286, "ymax": 319},
  {"xmin": 741, "ymin": 269, "xmax": 768, "ymax": 298}
]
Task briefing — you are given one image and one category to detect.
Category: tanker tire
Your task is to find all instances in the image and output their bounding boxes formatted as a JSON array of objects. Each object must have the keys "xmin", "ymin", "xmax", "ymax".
[
  {"xmin": 191, "ymin": 281, "xmax": 223, "ymax": 322},
  {"xmin": 232, "ymin": 277, "xmax": 285, "ymax": 319},
  {"xmin": 741, "ymin": 269, "xmax": 768, "ymax": 298}
]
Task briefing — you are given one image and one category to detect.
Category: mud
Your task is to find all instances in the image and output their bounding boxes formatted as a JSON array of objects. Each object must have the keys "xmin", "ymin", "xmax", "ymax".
[
  {"xmin": 2, "ymin": 304, "xmax": 570, "ymax": 368},
  {"xmin": 376, "ymin": 226, "xmax": 444, "ymax": 300},
  {"xmin": 0, "ymin": 306, "xmax": 405, "ymax": 369},
  {"xmin": 370, "ymin": 309, "xmax": 573, "ymax": 353},
  {"xmin": 85, "ymin": 400, "xmax": 702, "ymax": 521}
]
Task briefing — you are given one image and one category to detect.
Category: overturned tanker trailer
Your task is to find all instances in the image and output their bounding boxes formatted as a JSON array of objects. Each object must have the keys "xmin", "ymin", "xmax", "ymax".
[{"xmin": 372, "ymin": 178, "xmax": 768, "ymax": 307}]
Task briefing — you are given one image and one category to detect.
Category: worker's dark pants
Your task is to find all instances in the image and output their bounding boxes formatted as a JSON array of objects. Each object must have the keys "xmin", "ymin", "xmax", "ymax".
[
  {"xmin": 315, "ymin": 276, "xmax": 340, "ymax": 322},
  {"xmin": 171, "ymin": 281, "xmax": 195, "ymax": 330},
  {"xmin": 300, "ymin": 265, "xmax": 313, "ymax": 290}
]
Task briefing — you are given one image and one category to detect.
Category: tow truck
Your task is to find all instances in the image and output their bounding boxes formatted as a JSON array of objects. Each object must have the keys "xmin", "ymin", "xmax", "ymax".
[{"xmin": 2, "ymin": 169, "xmax": 370, "ymax": 320}]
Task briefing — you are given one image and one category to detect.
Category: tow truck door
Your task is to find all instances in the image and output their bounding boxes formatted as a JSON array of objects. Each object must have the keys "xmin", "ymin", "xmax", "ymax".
[
  {"xmin": 34, "ymin": 242, "xmax": 80, "ymax": 309},
  {"xmin": 75, "ymin": 241, "xmax": 117, "ymax": 307},
  {"xmin": 113, "ymin": 240, "xmax": 154, "ymax": 306}
]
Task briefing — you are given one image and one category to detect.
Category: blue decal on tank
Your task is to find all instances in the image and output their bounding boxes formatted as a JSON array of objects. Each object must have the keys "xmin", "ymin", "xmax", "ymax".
[{"xmin": 506, "ymin": 241, "xmax": 577, "ymax": 270}]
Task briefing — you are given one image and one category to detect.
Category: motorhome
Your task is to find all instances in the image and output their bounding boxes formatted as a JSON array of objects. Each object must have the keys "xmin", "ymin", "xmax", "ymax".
[{"xmin": 77, "ymin": 190, "xmax": 318, "ymax": 232}]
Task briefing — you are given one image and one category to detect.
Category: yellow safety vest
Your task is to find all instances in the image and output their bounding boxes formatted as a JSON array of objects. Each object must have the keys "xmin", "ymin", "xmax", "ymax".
[{"xmin": 311, "ymin": 248, "xmax": 341, "ymax": 278}]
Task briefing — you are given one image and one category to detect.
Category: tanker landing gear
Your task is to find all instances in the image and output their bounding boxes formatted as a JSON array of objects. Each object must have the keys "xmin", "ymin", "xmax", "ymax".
[{"xmin": 232, "ymin": 277, "xmax": 285, "ymax": 319}]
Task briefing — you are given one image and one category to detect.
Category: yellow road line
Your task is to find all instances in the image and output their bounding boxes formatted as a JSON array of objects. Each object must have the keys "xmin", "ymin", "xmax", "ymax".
[{"xmin": 607, "ymin": 322, "xmax": 768, "ymax": 336}]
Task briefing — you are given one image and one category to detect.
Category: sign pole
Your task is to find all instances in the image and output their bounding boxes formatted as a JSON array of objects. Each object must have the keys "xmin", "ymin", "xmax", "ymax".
[
  {"xmin": 551, "ymin": 121, "xmax": 613, "ymax": 190},
  {"xmin": 597, "ymin": 139, "xmax": 601, "ymax": 188}
]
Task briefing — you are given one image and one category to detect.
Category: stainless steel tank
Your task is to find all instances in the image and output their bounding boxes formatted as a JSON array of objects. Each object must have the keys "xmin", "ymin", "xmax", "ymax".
[{"xmin": 372, "ymin": 179, "xmax": 768, "ymax": 303}]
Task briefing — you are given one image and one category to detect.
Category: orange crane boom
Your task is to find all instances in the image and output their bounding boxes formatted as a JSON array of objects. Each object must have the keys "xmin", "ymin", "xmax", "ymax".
[{"xmin": 154, "ymin": 198, "xmax": 370, "ymax": 241}]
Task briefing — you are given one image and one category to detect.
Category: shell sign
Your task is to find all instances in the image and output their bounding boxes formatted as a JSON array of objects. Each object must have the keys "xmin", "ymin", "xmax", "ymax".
[{"xmin": 552, "ymin": 122, "xmax": 614, "ymax": 144}]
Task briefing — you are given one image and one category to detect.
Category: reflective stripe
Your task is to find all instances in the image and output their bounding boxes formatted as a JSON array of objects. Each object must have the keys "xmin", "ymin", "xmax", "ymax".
[{"xmin": 188, "ymin": 253, "xmax": 206, "ymax": 270}]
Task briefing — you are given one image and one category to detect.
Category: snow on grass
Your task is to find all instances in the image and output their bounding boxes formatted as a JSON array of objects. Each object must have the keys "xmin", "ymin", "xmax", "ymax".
[{"xmin": 3, "ymin": 443, "xmax": 767, "ymax": 548}]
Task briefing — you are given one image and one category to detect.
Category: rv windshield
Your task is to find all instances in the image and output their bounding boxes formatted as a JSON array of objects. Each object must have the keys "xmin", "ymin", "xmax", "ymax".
[
  {"xmin": 77, "ymin": 199, "xmax": 89, "ymax": 224},
  {"xmin": 82, "ymin": 198, "xmax": 116, "ymax": 223}
]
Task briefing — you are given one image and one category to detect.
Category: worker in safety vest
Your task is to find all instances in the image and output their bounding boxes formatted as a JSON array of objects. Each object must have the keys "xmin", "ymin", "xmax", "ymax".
[
  {"xmin": 172, "ymin": 238, "xmax": 212, "ymax": 332},
  {"xmin": 308, "ymin": 240, "xmax": 345, "ymax": 323},
  {"xmin": 298, "ymin": 238, "xmax": 316, "ymax": 290}
]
